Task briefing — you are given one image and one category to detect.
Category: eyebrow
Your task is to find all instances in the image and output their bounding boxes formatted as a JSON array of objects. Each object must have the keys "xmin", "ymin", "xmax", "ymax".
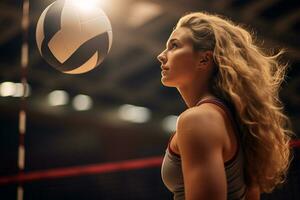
[{"xmin": 166, "ymin": 38, "xmax": 180, "ymax": 48}]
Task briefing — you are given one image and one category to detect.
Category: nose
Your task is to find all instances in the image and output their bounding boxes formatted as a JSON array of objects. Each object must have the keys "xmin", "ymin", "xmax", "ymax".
[{"xmin": 157, "ymin": 50, "xmax": 167, "ymax": 64}]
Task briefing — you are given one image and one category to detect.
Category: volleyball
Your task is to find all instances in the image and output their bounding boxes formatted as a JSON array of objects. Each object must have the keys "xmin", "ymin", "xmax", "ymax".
[{"xmin": 36, "ymin": 0, "xmax": 113, "ymax": 74}]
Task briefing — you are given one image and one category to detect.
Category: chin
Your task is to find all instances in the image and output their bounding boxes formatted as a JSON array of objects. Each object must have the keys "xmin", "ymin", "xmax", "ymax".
[{"xmin": 161, "ymin": 78, "xmax": 176, "ymax": 87}]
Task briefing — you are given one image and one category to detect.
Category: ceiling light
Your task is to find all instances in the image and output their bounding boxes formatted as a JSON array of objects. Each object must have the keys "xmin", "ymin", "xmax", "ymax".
[
  {"xmin": 162, "ymin": 115, "xmax": 178, "ymax": 133},
  {"xmin": 72, "ymin": 94, "xmax": 93, "ymax": 111},
  {"xmin": 0, "ymin": 82, "xmax": 16, "ymax": 97},
  {"xmin": 118, "ymin": 104, "xmax": 151, "ymax": 123},
  {"xmin": 48, "ymin": 90, "xmax": 69, "ymax": 106}
]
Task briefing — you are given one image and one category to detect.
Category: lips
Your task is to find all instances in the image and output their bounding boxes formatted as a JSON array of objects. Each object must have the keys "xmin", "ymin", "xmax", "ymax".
[
  {"xmin": 161, "ymin": 69, "xmax": 168, "ymax": 76},
  {"xmin": 161, "ymin": 65, "xmax": 169, "ymax": 70}
]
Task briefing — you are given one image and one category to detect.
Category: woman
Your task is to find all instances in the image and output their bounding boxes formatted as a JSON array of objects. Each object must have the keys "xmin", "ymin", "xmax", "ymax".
[{"xmin": 157, "ymin": 12, "xmax": 293, "ymax": 200}]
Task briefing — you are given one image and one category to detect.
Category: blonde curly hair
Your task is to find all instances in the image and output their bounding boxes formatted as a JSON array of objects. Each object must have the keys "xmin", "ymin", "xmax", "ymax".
[{"xmin": 176, "ymin": 11, "xmax": 294, "ymax": 193}]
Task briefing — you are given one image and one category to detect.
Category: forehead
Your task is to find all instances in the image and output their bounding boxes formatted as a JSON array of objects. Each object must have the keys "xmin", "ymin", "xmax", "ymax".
[{"xmin": 168, "ymin": 27, "xmax": 193, "ymax": 43}]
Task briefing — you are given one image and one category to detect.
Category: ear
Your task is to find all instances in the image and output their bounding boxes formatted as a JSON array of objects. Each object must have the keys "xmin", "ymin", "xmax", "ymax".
[{"xmin": 196, "ymin": 51, "xmax": 213, "ymax": 69}]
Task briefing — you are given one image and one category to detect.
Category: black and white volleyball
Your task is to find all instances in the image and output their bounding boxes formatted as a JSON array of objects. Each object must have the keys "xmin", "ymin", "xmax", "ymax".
[{"xmin": 36, "ymin": 0, "xmax": 113, "ymax": 74}]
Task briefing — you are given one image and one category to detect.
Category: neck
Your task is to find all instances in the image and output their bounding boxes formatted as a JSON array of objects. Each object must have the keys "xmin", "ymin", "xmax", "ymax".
[{"xmin": 177, "ymin": 82, "xmax": 215, "ymax": 108}]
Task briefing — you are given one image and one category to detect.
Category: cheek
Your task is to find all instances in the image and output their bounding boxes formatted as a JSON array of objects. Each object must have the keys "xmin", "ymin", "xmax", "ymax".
[{"xmin": 170, "ymin": 52, "xmax": 196, "ymax": 73}]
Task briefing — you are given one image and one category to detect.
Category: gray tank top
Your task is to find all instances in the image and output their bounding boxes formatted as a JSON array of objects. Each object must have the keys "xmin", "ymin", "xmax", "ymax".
[{"xmin": 161, "ymin": 99, "xmax": 247, "ymax": 200}]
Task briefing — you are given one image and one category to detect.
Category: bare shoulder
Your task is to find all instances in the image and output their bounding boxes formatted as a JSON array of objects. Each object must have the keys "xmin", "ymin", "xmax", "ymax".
[
  {"xmin": 176, "ymin": 104, "xmax": 226, "ymax": 150},
  {"xmin": 177, "ymin": 103, "xmax": 225, "ymax": 134}
]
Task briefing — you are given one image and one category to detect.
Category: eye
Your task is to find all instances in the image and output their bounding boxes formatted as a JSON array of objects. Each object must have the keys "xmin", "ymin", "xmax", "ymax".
[{"xmin": 170, "ymin": 43, "xmax": 178, "ymax": 49}]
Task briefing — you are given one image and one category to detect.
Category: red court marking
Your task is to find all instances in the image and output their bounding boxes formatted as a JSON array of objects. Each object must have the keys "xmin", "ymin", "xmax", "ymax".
[
  {"xmin": 290, "ymin": 140, "xmax": 300, "ymax": 148},
  {"xmin": 0, "ymin": 140, "xmax": 299, "ymax": 186},
  {"xmin": 0, "ymin": 156, "xmax": 163, "ymax": 185}
]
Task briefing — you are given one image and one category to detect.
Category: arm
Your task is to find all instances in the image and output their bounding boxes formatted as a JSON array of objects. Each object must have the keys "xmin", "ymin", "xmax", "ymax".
[{"xmin": 177, "ymin": 106, "xmax": 227, "ymax": 200}]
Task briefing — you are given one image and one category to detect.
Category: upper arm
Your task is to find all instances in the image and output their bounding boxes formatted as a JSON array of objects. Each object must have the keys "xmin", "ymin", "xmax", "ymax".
[{"xmin": 177, "ymin": 107, "xmax": 227, "ymax": 200}]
